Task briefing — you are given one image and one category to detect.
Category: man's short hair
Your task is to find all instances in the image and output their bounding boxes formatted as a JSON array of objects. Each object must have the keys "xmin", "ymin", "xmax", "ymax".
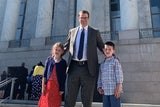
[{"xmin": 78, "ymin": 10, "xmax": 90, "ymax": 18}]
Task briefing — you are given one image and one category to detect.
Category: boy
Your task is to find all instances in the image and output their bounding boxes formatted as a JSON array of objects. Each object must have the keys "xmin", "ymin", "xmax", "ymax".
[{"xmin": 97, "ymin": 41, "xmax": 123, "ymax": 107}]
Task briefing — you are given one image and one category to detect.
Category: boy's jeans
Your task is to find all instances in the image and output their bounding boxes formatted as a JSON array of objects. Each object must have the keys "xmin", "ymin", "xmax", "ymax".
[{"xmin": 103, "ymin": 95, "xmax": 120, "ymax": 107}]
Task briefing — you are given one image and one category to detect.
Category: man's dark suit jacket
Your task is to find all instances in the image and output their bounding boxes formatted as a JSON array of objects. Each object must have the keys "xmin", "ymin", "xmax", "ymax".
[{"xmin": 64, "ymin": 26, "xmax": 104, "ymax": 77}]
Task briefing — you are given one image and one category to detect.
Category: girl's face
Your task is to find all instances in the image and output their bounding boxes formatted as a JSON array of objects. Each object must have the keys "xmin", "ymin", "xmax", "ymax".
[
  {"xmin": 103, "ymin": 45, "xmax": 115, "ymax": 58},
  {"xmin": 52, "ymin": 46, "xmax": 64, "ymax": 58}
]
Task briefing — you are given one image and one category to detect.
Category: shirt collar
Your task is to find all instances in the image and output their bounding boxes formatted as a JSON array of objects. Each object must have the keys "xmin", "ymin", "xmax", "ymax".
[
  {"xmin": 105, "ymin": 56, "xmax": 114, "ymax": 61},
  {"xmin": 79, "ymin": 25, "xmax": 88, "ymax": 30}
]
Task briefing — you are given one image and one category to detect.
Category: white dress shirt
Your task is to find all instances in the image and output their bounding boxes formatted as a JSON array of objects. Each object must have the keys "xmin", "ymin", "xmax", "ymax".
[{"xmin": 73, "ymin": 26, "xmax": 88, "ymax": 61}]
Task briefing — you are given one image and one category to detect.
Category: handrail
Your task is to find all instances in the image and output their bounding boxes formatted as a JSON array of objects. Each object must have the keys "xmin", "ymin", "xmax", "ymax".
[
  {"xmin": 0, "ymin": 77, "xmax": 17, "ymax": 100},
  {"xmin": 0, "ymin": 78, "xmax": 12, "ymax": 88},
  {"xmin": 0, "ymin": 77, "xmax": 10, "ymax": 83},
  {"xmin": 9, "ymin": 78, "xmax": 17, "ymax": 100}
]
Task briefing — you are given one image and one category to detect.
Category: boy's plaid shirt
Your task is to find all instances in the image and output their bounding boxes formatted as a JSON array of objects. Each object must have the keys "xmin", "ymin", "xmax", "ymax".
[{"xmin": 97, "ymin": 56, "xmax": 123, "ymax": 95}]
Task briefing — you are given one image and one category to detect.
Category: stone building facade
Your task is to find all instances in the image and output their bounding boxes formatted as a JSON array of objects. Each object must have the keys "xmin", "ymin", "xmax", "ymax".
[{"xmin": 0, "ymin": 0, "xmax": 160, "ymax": 104}]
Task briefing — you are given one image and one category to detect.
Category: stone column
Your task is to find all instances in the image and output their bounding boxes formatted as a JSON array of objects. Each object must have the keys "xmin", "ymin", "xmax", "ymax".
[
  {"xmin": 76, "ymin": 0, "xmax": 111, "ymax": 40},
  {"xmin": 119, "ymin": 0, "xmax": 139, "ymax": 40},
  {"xmin": 22, "ymin": 0, "xmax": 39, "ymax": 39},
  {"xmin": 91, "ymin": 0, "xmax": 111, "ymax": 40},
  {"xmin": 68, "ymin": 0, "xmax": 76, "ymax": 29},
  {"xmin": 35, "ymin": 0, "xmax": 53, "ymax": 38},
  {"xmin": 138, "ymin": 0, "xmax": 152, "ymax": 29},
  {"xmin": 76, "ymin": 0, "xmax": 92, "ymax": 26},
  {"xmin": 120, "ymin": 0, "xmax": 138, "ymax": 30},
  {"xmin": 0, "ymin": 0, "xmax": 21, "ymax": 41},
  {"xmin": 138, "ymin": 0, "xmax": 153, "ymax": 38},
  {"xmin": 0, "ymin": 0, "xmax": 7, "ymax": 40},
  {"xmin": 51, "ymin": 0, "xmax": 69, "ymax": 36}
]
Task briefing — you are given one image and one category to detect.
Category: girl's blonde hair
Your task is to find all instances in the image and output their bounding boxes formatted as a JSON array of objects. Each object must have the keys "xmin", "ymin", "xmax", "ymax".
[{"xmin": 52, "ymin": 42, "xmax": 64, "ymax": 51}]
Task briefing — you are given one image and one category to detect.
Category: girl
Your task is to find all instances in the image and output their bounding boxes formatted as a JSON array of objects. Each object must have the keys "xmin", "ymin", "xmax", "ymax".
[{"xmin": 38, "ymin": 42, "xmax": 67, "ymax": 107}]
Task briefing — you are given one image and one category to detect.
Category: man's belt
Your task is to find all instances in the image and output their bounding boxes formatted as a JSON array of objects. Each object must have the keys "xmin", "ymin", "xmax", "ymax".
[{"xmin": 71, "ymin": 60, "xmax": 87, "ymax": 66}]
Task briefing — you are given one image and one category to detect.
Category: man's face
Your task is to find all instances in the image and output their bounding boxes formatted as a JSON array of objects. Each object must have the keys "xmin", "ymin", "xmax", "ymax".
[{"xmin": 78, "ymin": 12, "xmax": 89, "ymax": 27}]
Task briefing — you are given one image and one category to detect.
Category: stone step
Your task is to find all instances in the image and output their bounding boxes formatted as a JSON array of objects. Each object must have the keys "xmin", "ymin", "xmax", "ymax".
[{"xmin": 0, "ymin": 100, "xmax": 160, "ymax": 107}]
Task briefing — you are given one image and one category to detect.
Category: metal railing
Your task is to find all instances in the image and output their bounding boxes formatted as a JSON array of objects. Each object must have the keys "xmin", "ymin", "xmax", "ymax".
[{"xmin": 0, "ymin": 78, "xmax": 17, "ymax": 100}]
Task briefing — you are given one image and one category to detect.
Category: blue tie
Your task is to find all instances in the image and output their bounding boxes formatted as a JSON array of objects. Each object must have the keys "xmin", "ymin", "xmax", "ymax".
[{"xmin": 78, "ymin": 28, "xmax": 85, "ymax": 60}]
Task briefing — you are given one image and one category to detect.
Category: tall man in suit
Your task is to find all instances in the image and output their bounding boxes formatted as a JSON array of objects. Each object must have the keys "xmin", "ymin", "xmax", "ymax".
[{"xmin": 64, "ymin": 10, "xmax": 104, "ymax": 107}]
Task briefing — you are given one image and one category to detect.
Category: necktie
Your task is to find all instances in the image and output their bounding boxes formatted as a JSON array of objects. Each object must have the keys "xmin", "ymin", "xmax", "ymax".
[{"xmin": 78, "ymin": 28, "xmax": 85, "ymax": 60}]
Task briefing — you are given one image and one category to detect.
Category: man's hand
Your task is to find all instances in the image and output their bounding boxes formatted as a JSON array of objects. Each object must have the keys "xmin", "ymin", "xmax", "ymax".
[{"xmin": 98, "ymin": 87, "xmax": 104, "ymax": 94}]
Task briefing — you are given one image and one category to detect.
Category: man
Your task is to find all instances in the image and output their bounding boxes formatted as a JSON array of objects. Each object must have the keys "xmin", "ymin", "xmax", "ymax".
[
  {"xmin": 14, "ymin": 62, "xmax": 28, "ymax": 99},
  {"xmin": 64, "ymin": 10, "xmax": 104, "ymax": 107}
]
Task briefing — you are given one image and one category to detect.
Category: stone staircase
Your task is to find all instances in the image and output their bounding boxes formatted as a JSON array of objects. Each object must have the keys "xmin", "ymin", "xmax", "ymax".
[
  {"xmin": 0, "ymin": 100, "xmax": 160, "ymax": 107},
  {"xmin": 0, "ymin": 99, "xmax": 37, "ymax": 107}
]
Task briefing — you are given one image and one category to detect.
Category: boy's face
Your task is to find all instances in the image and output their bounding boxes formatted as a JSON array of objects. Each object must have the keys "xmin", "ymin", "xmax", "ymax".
[{"xmin": 103, "ymin": 45, "xmax": 115, "ymax": 58}]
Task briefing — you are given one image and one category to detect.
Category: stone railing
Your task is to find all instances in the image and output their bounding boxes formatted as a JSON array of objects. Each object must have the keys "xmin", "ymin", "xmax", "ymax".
[
  {"xmin": 8, "ymin": 39, "xmax": 30, "ymax": 48},
  {"xmin": 7, "ymin": 28, "xmax": 160, "ymax": 48},
  {"xmin": 139, "ymin": 27, "xmax": 160, "ymax": 38}
]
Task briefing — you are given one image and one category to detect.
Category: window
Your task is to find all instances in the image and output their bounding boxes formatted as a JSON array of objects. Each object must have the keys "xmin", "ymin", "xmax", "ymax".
[
  {"xmin": 150, "ymin": 0, "xmax": 160, "ymax": 37},
  {"xmin": 111, "ymin": 0, "xmax": 120, "ymax": 11},
  {"xmin": 51, "ymin": 0, "xmax": 56, "ymax": 36},
  {"xmin": 10, "ymin": 0, "xmax": 30, "ymax": 48},
  {"xmin": 15, "ymin": 0, "xmax": 27, "ymax": 40},
  {"xmin": 110, "ymin": 0, "xmax": 120, "ymax": 40}
]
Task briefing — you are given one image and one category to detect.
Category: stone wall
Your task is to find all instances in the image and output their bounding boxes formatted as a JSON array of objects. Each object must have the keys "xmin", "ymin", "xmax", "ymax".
[
  {"xmin": 1, "ymin": 38, "xmax": 160, "ymax": 104},
  {"xmin": 117, "ymin": 38, "xmax": 160, "ymax": 104}
]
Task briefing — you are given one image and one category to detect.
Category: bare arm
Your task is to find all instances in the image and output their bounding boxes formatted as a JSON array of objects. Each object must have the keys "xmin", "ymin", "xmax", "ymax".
[
  {"xmin": 42, "ymin": 77, "xmax": 46, "ymax": 95},
  {"xmin": 114, "ymin": 83, "xmax": 122, "ymax": 99}
]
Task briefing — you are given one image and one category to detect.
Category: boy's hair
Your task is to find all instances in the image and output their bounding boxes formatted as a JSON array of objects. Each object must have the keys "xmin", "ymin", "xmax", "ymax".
[{"xmin": 105, "ymin": 41, "xmax": 115, "ymax": 50}]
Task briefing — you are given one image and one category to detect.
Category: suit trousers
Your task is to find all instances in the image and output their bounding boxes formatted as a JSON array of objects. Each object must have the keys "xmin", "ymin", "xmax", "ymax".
[{"xmin": 64, "ymin": 62, "xmax": 96, "ymax": 107}]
